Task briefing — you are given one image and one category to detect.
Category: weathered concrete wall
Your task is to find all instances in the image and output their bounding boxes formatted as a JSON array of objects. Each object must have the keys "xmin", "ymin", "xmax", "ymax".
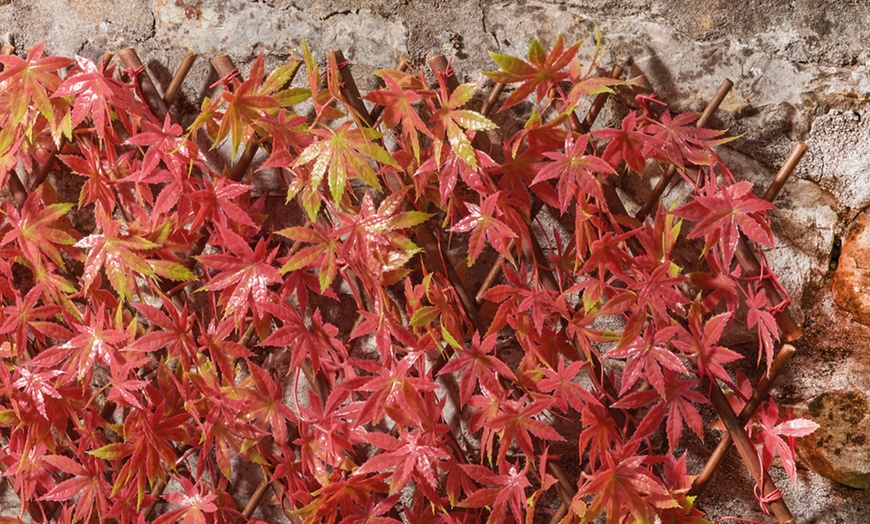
[{"xmin": 2, "ymin": 0, "xmax": 870, "ymax": 521}]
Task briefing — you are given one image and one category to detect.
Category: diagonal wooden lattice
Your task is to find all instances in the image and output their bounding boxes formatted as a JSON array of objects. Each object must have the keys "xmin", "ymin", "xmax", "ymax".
[{"xmin": 0, "ymin": 42, "xmax": 809, "ymax": 524}]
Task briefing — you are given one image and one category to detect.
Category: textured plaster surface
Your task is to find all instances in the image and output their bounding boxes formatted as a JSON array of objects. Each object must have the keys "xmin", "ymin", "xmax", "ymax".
[{"xmin": 1, "ymin": 0, "xmax": 870, "ymax": 520}]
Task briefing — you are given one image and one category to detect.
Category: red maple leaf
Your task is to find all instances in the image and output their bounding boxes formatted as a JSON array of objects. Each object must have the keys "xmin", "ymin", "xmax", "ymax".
[
  {"xmin": 296, "ymin": 472, "xmax": 390, "ymax": 524},
  {"xmin": 642, "ymin": 110, "xmax": 733, "ymax": 167},
  {"xmin": 577, "ymin": 444, "xmax": 673, "ymax": 523},
  {"xmin": 197, "ymin": 226, "xmax": 282, "ymax": 326},
  {"xmin": 212, "ymin": 54, "xmax": 278, "ymax": 158},
  {"xmin": 457, "ymin": 461, "xmax": 531, "ymax": 523},
  {"xmin": 41, "ymin": 453, "xmax": 112, "ymax": 523},
  {"xmin": 0, "ymin": 42, "xmax": 71, "ymax": 129},
  {"xmin": 0, "ymin": 190, "xmax": 76, "ymax": 271},
  {"xmin": 13, "ymin": 367, "xmax": 64, "ymax": 419},
  {"xmin": 672, "ymin": 303, "xmax": 743, "ymax": 387},
  {"xmin": 753, "ymin": 400, "xmax": 818, "ymax": 483},
  {"xmin": 128, "ymin": 299, "xmax": 199, "ymax": 370},
  {"xmin": 450, "ymin": 191, "xmax": 517, "ymax": 265},
  {"xmin": 745, "ymin": 288, "xmax": 780, "ymax": 372},
  {"xmin": 153, "ymin": 478, "xmax": 218, "ymax": 524},
  {"xmin": 357, "ymin": 429, "xmax": 450, "ymax": 495},
  {"xmin": 486, "ymin": 395, "xmax": 564, "ymax": 465},
  {"xmin": 74, "ymin": 216, "xmax": 161, "ymax": 300},
  {"xmin": 242, "ymin": 363, "xmax": 297, "ymax": 445},
  {"xmin": 594, "ymin": 111, "xmax": 660, "ymax": 173},
  {"xmin": 0, "ymin": 282, "xmax": 64, "ymax": 359},
  {"xmin": 484, "ymin": 34, "xmax": 581, "ymax": 111},
  {"xmin": 608, "ymin": 323, "xmax": 686, "ymax": 397},
  {"xmin": 537, "ymin": 356, "xmax": 594, "ymax": 413},
  {"xmin": 531, "ymin": 133, "xmax": 615, "ymax": 213},
  {"xmin": 259, "ymin": 304, "xmax": 347, "ymax": 377},
  {"xmin": 53, "ymin": 55, "xmax": 134, "ymax": 139},
  {"xmin": 364, "ymin": 68, "xmax": 433, "ymax": 162},
  {"xmin": 437, "ymin": 331, "xmax": 515, "ymax": 406},
  {"xmin": 188, "ymin": 177, "xmax": 256, "ymax": 231},
  {"xmin": 674, "ymin": 180, "xmax": 776, "ymax": 264},
  {"xmin": 614, "ymin": 370, "xmax": 707, "ymax": 451},
  {"xmin": 30, "ymin": 306, "xmax": 129, "ymax": 382},
  {"xmin": 430, "ymin": 80, "xmax": 497, "ymax": 169}
]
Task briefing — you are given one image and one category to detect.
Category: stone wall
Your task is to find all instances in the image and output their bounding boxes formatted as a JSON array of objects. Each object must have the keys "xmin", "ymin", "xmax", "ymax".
[{"xmin": 2, "ymin": 0, "xmax": 869, "ymax": 521}]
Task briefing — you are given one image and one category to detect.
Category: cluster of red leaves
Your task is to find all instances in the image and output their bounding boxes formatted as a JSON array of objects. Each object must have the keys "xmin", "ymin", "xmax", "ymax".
[{"xmin": 0, "ymin": 37, "xmax": 817, "ymax": 524}]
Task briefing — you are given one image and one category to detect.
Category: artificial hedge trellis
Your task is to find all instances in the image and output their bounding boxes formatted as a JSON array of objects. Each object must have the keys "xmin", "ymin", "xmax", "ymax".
[{"xmin": 0, "ymin": 35, "xmax": 817, "ymax": 523}]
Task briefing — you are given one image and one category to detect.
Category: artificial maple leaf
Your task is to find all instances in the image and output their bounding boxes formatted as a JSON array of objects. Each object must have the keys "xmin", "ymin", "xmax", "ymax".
[
  {"xmin": 578, "ymin": 392, "xmax": 622, "ymax": 466},
  {"xmin": 608, "ymin": 323, "xmax": 686, "ymax": 396},
  {"xmin": 197, "ymin": 226, "xmax": 282, "ymax": 326},
  {"xmin": 242, "ymin": 362, "xmax": 297, "ymax": 445},
  {"xmin": 577, "ymin": 444, "xmax": 674, "ymax": 524},
  {"xmin": 0, "ymin": 283, "xmax": 64, "ymax": 358},
  {"xmin": 125, "ymin": 113, "xmax": 190, "ymax": 180},
  {"xmin": 628, "ymin": 261, "xmax": 689, "ymax": 326},
  {"xmin": 593, "ymin": 111, "xmax": 659, "ymax": 173},
  {"xmin": 104, "ymin": 360, "xmax": 148, "ymax": 410},
  {"xmin": 450, "ymin": 191, "xmax": 517, "ymax": 265},
  {"xmin": 0, "ymin": 189, "xmax": 76, "ymax": 271},
  {"xmin": 197, "ymin": 316, "xmax": 253, "ymax": 380},
  {"xmin": 41, "ymin": 453, "xmax": 112, "ymax": 523},
  {"xmin": 532, "ymin": 133, "xmax": 615, "ymax": 214},
  {"xmin": 0, "ymin": 42, "xmax": 71, "ymax": 131},
  {"xmin": 642, "ymin": 110, "xmax": 734, "ymax": 167},
  {"xmin": 688, "ymin": 250, "xmax": 742, "ymax": 315},
  {"xmin": 13, "ymin": 368, "xmax": 64, "ymax": 419},
  {"xmin": 484, "ymin": 34, "xmax": 581, "ymax": 111},
  {"xmin": 278, "ymin": 222, "xmax": 341, "ymax": 292},
  {"xmin": 753, "ymin": 400, "xmax": 818, "ymax": 483},
  {"xmin": 673, "ymin": 180, "xmax": 776, "ymax": 264},
  {"xmin": 350, "ymin": 353, "xmax": 439, "ymax": 428},
  {"xmin": 188, "ymin": 177, "xmax": 257, "ymax": 231},
  {"xmin": 153, "ymin": 478, "xmax": 218, "ymax": 524},
  {"xmin": 457, "ymin": 461, "xmax": 531, "ymax": 524},
  {"xmin": 292, "ymin": 121, "xmax": 395, "ymax": 210},
  {"xmin": 1, "ymin": 441, "xmax": 55, "ymax": 515},
  {"xmin": 30, "ymin": 306, "xmax": 129, "ymax": 382},
  {"xmin": 103, "ymin": 481, "xmax": 156, "ymax": 524},
  {"xmin": 212, "ymin": 54, "xmax": 278, "ymax": 159},
  {"xmin": 128, "ymin": 299, "xmax": 199, "ymax": 370},
  {"xmin": 672, "ymin": 302, "xmax": 743, "ymax": 387},
  {"xmin": 53, "ymin": 55, "xmax": 134, "ymax": 139},
  {"xmin": 294, "ymin": 388, "xmax": 360, "ymax": 484},
  {"xmin": 74, "ymin": 217, "xmax": 159, "ymax": 300},
  {"xmin": 295, "ymin": 472, "xmax": 391, "ymax": 524},
  {"xmin": 430, "ymin": 80, "xmax": 497, "ymax": 169},
  {"xmin": 486, "ymin": 395, "xmax": 564, "ymax": 465},
  {"xmin": 537, "ymin": 356, "xmax": 595, "ymax": 414},
  {"xmin": 338, "ymin": 493, "xmax": 403, "ymax": 524},
  {"xmin": 415, "ymin": 140, "xmax": 498, "ymax": 207},
  {"xmin": 59, "ymin": 142, "xmax": 135, "ymax": 218},
  {"xmin": 259, "ymin": 304, "xmax": 347, "ymax": 378},
  {"xmin": 104, "ymin": 400, "xmax": 190, "ymax": 507},
  {"xmin": 658, "ymin": 454, "xmax": 711, "ymax": 524},
  {"xmin": 332, "ymin": 191, "xmax": 430, "ymax": 284},
  {"xmin": 357, "ymin": 429, "xmax": 450, "ymax": 495},
  {"xmin": 186, "ymin": 363, "xmax": 263, "ymax": 481},
  {"xmin": 437, "ymin": 331, "xmax": 516, "ymax": 406},
  {"xmin": 364, "ymin": 68, "xmax": 433, "ymax": 162},
  {"xmin": 614, "ymin": 370, "xmax": 707, "ymax": 451},
  {"xmin": 0, "ymin": 126, "xmax": 24, "ymax": 189},
  {"xmin": 745, "ymin": 288, "xmax": 780, "ymax": 372}
]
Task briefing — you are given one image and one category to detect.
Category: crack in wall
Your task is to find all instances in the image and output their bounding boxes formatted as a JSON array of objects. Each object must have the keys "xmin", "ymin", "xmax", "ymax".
[{"xmin": 478, "ymin": 0, "xmax": 499, "ymax": 50}]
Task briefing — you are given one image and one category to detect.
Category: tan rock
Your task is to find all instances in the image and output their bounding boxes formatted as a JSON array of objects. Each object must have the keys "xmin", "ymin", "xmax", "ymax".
[
  {"xmin": 832, "ymin": 212, "xmax": 870, "ymax": 326},
  {"xmin": 795, "ymin": 390, "xmax": 870, "ymax": 489}
]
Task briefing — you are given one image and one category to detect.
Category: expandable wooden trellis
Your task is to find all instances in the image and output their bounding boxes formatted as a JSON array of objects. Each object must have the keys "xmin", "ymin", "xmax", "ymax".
[{"xmin": 0, "ymin": 41, "xmax": 809, "ymax": 523}]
